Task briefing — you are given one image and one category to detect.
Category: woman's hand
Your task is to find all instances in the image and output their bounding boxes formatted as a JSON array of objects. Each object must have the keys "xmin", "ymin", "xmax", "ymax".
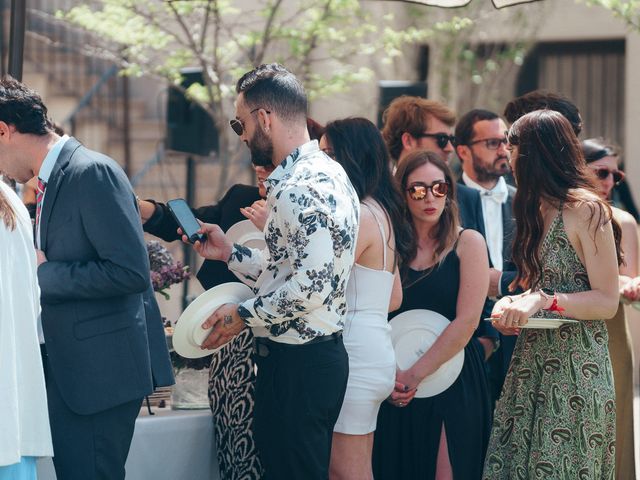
[
  {"xmin": 492, "ymin": 292, "xmax": 546, "ymax": 333},
  {"xmin": 387, "ymin": 371, "xmax": 417, "ymax": 408},
  {"xmin": 490, "ymin": 296, "xmax": 520, "ymax": 335},
  {"xmin": 621, "ymin": 276, "xmax": 640, "ymax": 303},
  {"xmin": 240, "ymin": 199, "xmax": 268, "ymax": 231}
]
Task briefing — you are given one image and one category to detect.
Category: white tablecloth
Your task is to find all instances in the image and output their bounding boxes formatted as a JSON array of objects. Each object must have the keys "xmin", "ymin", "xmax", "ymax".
[{"xmin": 37, "ymin": 408, "xmax": 220, "ymax": 480}]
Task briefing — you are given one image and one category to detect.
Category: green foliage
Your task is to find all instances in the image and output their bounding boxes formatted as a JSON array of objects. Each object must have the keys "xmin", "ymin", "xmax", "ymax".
[
  {"xmin": 580, "ymin": 0, "xmax": 640, "ymax": 30},
  {"xmin": 59, "ymin": 0, "xmax": 431, "ymax": 105}
]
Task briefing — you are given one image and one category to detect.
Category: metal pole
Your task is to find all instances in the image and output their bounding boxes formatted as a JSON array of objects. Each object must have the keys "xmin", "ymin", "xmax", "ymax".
[
  {"xmin": 181, "ymin": 155, "xmax": 197, "ymax": 311},
  {"xmin": 8, "ymin": 0, "xmax": 26, "ymax": 81}
]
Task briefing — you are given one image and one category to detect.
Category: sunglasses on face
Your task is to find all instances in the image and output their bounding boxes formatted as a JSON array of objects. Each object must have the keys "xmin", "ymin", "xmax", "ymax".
[
  {"xmin": 406, "ymin": 181, "xmax": 449, "ymax": 200},
  {"xmin": 592, "ymin": 167, "xmax": 625, "ymax": 184},
  {"xmin": 468, "ymin": 137, "xmax": 508, "ymax": 150},
  {"xmin": 229, "ymin": 108, "xmax": 271, "ymax": 136},
  {"xmin": 415, "ymin": 133, "xmax": 456, "ymax": 150}
]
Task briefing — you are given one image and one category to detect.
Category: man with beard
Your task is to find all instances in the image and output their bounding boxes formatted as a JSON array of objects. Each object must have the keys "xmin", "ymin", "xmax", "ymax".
[
  {"xmin": 455, "ymin": 109, "xmax": 516, "ymax": 403},
  {"xmin": 189, "ymin": 64, "xmax": 358, "ymax": 480}
]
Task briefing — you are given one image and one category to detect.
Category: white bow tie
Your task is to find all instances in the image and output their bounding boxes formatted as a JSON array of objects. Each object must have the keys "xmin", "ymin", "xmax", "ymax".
[{"xmin": 482, "ymin": 188, "xmax": 508, "ymax": 204}]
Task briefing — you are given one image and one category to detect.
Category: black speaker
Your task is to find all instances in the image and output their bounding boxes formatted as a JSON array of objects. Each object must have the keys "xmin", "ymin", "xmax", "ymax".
[
  {"xmin": 377, "ymin": 81, "xmax": 428, "ymax": 129},
  {"xmin": 166, "ymin": 67, "xmax": 218, "ymax": 156}
]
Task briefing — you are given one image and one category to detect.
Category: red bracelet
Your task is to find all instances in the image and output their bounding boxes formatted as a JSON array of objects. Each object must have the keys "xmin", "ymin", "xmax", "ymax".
[{"xmin": 547, "ymin": 296, "xmax": 565, "ymax": 314}]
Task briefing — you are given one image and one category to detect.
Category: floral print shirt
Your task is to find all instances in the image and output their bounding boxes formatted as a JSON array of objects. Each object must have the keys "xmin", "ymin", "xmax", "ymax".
[{"xmin": 229, "ymin": 140, "xmax": 359, "ymax": 344}]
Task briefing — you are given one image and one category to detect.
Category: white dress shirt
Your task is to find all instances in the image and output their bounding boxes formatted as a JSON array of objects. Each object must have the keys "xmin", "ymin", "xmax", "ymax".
[
  {"xmin": 229, "ymin": 140, "xmax": 360, "ymax": 345},
  {"xmin": 36, "ymin": 134, "xmax": 70, "ymax": 248},
  {"xmin": 462, "ymin": 172, "xmax": 508, "ymax": 271}
]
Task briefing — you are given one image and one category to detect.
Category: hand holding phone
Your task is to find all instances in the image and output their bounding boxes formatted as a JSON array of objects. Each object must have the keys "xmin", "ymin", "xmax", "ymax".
[{"xmin": 167, "ymin": 198, "xmax": 205, "ymax": 244}]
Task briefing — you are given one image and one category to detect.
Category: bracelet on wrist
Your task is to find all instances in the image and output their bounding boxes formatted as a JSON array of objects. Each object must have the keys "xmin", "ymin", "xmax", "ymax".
[{"xmin": 538, "ymin": 288, "xmax": 565, "ymax": 314}]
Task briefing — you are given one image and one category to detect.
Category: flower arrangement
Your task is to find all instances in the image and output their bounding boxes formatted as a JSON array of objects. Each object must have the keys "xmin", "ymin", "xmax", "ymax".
[
  {"xmin": 147, "ymin": 240, "xmax": 210, "ymax": 371},
  {"xmin": 147, "ymin": 240, "xmax": 190, "ymax": 299}
]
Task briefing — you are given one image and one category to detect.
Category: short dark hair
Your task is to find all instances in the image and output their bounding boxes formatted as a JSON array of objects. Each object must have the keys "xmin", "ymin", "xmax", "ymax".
[
  {"xmin": 503, "ymin": 90, "xmax": 582, "ymax": 135},
  {"xmin": 0, "ymin": 76, "xmax": 53, "ymax": 135},
  {"xmin": 581, "ymin": 138, "xmax": 618, "ymax": 164},
  {"xmin": 454, "ymin": 109, "xmax": 500, "ymax": 146},
  {"xmin": 236, "ymin": 64, "xmax": 307, "ymax": 123}
]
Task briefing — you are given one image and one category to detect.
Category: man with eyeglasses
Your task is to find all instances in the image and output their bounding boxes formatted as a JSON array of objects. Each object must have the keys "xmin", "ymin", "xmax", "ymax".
[
  {"xmin": 381, "ymin": 96, "xmax": 486, "ymax": 237},
  {"xmin": 455, "ymin": 109, "xmax": 517, "ymax": 403},
  {"xmin": 189, "ymin": 63, "xmax": 358, "ymax": 480}
]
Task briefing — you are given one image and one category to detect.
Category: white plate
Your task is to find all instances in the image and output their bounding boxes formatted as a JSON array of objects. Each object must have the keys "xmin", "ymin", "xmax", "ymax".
[
  {"xmin": 173, "ymin": 282, "xmax": 254, "ymax": 358},
  {"xmin": 225, "ymin": 220, "xmax": 266, "ymax": 287},
  {"xmin": 390, "ymin": 309, "xmax": 464, "ymax": 398},
  {"xmin": 484, "ymin": 317, "xmax": 579, "ymax": 329}
]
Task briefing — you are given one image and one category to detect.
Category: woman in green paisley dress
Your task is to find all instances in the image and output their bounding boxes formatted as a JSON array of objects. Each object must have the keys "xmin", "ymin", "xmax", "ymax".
[{"xmin": 483, "ymin": 110, "xmax": 622, "ymax": 480}]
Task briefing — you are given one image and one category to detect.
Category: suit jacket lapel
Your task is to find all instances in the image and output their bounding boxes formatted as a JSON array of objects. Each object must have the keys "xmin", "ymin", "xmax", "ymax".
[{"xmin": 40, "ymin": 138, "xmax": 80, "ymax": 251}]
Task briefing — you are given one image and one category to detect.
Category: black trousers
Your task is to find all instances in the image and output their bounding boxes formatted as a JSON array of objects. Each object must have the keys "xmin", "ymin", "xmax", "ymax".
[
  {"xmin": 42, "ymin": 348, "xmax": 142, "ymax": 480},
  {"xmin": 252, "ymin": 336, "xmax": 349, "ymax": 480}
]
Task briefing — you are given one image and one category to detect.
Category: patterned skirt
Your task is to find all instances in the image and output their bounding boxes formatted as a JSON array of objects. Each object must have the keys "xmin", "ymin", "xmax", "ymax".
[{"xmin": 208, "ymin": 328, "xmax": 263, "ymax": 479}]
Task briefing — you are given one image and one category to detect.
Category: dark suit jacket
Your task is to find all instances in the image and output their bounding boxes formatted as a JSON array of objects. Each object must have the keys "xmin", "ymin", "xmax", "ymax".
[
  {"xmin": 38, "ymin": 138, "xmax": 174, "ymax": 415},
  {"xmin": 143, "ymin": 184, "xmax": 261, "ymax": 290},
  {"xmin": 499, "ymin": 187, "xmax": 519, "ymax": 296},
  {"xmin": 456, "ymin": 184, "xmax": 486, "ymax": 238}
]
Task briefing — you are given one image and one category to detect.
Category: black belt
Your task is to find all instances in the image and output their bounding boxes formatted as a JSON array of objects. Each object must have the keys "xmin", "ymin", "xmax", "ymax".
[{"xmin": 253, "ymin": 332, "xmax": 342, "ymax": 357}]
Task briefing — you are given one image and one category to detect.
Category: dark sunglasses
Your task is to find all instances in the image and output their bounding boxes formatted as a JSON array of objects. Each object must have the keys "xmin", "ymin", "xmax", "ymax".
[
  {"xmin": 406, "ymin": 181, "xmax": 449, "ymax": 200},
  {"xmin": 592, "ymin": 167, "xmax": 625, "ymax": 184},
  {"xmin": 468, "ymin": 137, "xmax": 508, "ymax": 150},
  {"xmin": 415, "ymin": 132, "xmax": 456, "ymax": 150},
  {"xmin": 229, "ymin": 108, "xmax": 271, "ymax": 136}
]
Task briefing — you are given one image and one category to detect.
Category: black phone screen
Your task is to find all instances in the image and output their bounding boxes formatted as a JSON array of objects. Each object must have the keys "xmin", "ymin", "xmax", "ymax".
[{"xmin": 167, "ymin": 199, "xmax": 204, "ymax": 243}]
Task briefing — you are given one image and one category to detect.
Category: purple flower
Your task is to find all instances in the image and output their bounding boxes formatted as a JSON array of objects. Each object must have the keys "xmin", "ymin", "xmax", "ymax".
[{"xmin": 146, "ymin": 241, "xmax": 190, "ymax": 299}]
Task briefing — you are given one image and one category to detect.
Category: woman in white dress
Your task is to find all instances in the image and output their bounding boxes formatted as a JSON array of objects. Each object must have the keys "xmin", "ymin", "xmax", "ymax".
[
  {"xmin": 0, "ymin": 179, "xmax": 53, "ymax": 479},
  {"xmin": 320, "ymin": 118, "xmax": 413, "ymax": 480}
]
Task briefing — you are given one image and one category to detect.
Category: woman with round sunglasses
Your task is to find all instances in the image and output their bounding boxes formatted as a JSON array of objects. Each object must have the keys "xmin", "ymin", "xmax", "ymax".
[
  {"xmin": 318, "ymin": 118, "xmax": 413, "ymax": 480},
  {"xmin": 372, "ymin": 150, "xmax": 492, "ymax": 479},
  {"xmin": 483, "ymin": 111, "xmax": 621, "ymax": 479},
  {"xmin": 581, "ymin": 138, "xmax": 637, "ymax": 479}
]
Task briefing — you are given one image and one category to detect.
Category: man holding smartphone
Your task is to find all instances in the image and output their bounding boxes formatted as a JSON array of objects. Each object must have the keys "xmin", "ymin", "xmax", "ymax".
[{"xmin": 190, "ymin": 63, "xmax": 359, "ymax": 479}]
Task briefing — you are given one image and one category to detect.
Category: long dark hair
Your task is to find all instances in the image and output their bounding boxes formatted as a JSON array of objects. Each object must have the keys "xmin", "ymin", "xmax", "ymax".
[
  {"xmin": 507, "ymin": 110, "xmax": 622, "ymax": 290},
  {"xmin": 394, "ymin": 150, "xmax": 459, "ymax": 265},
  {"xmin": 323, "ymin": 117, "xmax": 414, "ymax": 267}
]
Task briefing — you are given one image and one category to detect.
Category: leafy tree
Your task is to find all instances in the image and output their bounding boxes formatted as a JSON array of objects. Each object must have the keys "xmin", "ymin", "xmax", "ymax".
[
  {"xmin": 58, "ymin": 0, "xmax": 446, "ymax": 195},
  {"xmin": 580, "ymin": 0, "xmax": 640, "ymax": 30}
]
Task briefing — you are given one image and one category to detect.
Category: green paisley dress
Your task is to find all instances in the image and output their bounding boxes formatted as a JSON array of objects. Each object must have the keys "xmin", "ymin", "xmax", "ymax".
[{"xmin": 483, "ymin": 209, "xmax": 616, "ymax": 480}]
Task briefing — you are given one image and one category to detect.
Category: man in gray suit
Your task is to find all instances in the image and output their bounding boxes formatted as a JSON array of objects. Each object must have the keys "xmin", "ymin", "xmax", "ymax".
[{"xmin": 0, "ymin": 77, "xmax": 173, "ymax": 480}]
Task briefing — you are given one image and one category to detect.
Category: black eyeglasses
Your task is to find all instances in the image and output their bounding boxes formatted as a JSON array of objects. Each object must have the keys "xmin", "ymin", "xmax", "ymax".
[
  {"xmin": 591, "ymin": 167, "xmax": 625, "ymax": 184},
  {"xmin": 229, "ymin": 108, "xmax": 271, "ymax": 136},
  {"xmin": 406, "ymin": 181, "xmax": 449, "ymax": 200},
  {"xmin": 415, "ymin": 133, "xmax": 456, "ymax": 150},
  {"xmin": 468, "ymin": 137, "xmax": 508, "ymax": 150}
]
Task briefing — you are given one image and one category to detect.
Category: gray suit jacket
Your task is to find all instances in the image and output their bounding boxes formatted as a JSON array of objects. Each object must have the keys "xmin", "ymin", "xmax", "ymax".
[{"xmin": 38, "ymin": 138, "xmax": 173, "ymax": 415}]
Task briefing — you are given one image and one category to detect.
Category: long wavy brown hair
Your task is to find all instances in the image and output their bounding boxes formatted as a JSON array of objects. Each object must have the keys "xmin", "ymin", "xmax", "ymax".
[
  {"xmin": 395, "ymin": 150, "xmax": 460, "ymax": 267},
  {"xmin": 507, "ymin": 110, "xmax": 623, "ymax": 291},
  {"xmin": 0, "ymin": 184, "xmax": 17, "ymax": 230}
]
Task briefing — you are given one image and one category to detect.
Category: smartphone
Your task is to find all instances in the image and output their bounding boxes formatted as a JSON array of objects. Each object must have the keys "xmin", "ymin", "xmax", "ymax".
[{"xmin": 167, "ymin": 198, "xmax": 205, "ymax": 244}]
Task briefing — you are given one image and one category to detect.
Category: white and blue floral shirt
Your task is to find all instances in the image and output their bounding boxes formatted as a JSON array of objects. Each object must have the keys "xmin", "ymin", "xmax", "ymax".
[{"xmin": 229, "ymin": 140, "xmax": 360, "ymax": 344}]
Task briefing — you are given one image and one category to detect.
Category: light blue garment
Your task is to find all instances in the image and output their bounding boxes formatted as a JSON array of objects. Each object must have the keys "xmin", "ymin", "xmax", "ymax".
[{"xmin": 0, "ymin": 457, "xmax": 37, "ymax": 480}]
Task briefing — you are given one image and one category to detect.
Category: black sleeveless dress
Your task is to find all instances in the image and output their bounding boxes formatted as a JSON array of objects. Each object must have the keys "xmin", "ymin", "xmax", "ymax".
[{"xmin": 372, "ymin": 244, "xmax": 492, "ymax": 480}]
